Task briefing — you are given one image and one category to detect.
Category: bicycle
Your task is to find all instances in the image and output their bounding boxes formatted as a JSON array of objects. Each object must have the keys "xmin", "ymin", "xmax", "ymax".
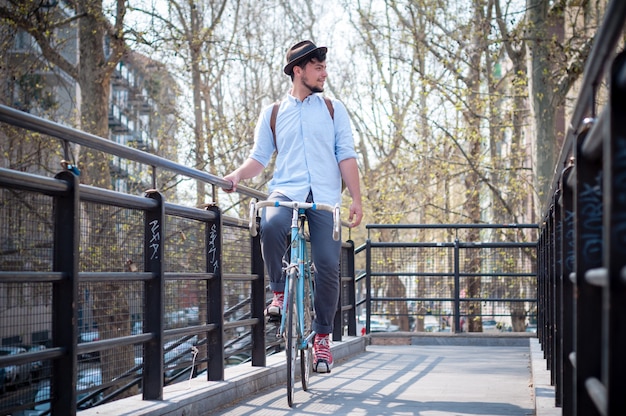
[{"xmin": 249, "ymin": 198, "xmax": 340, "ymax": 407}]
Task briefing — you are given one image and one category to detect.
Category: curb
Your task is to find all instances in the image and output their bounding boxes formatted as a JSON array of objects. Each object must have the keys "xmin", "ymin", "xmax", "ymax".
[
  {"xmin": 530, "ymin": 337, "xmax": 562, "ymax": 416},
  {"xmin": 78, "ymin": 336, "xmax": 367, "ymax": 416}
]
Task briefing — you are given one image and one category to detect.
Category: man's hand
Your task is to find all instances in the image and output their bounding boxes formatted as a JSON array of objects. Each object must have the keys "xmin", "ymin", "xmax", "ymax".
[
  {"xmin": 222, "ymin": 159, "xmax": 264, "ymax": 193},
  {"xmin": 348, "ymin": 200, "xmax": 363, "ymax": 228},
  {"xmin": 222, "ymin": 172, "xmax": 240, "ymax": 193},
  {"xmin": 338, "ymin": 158, "xmax": 363, "ymax": 228}
]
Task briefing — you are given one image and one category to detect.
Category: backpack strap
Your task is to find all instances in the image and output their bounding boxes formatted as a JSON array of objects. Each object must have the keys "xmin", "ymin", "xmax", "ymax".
[
  {"xmin": 323, "ymin": 96, "xmax": 334, "ymax": 119},
  {"xmin": 270, "ymin": 97, "xmax": 334, "ymax": 151},
  {"xmin": 270, "ymin": 101, "xmax": 280, "ymax": 150}
]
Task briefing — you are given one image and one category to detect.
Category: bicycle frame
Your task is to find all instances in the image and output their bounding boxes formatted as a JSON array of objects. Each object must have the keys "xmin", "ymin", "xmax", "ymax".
[{"xmin": 280, "ymin": 208, "xmax": 315, "ymax": 349}]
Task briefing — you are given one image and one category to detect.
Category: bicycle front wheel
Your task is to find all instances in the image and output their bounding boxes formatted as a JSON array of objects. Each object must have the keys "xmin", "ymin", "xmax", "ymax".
[
  {"xmin": 300, "ymin": 273, "xmax": 314, "ymax": 391},
  {"xmin": 285, "ymin": 269, "xmax": 297, "ymax": 407}
]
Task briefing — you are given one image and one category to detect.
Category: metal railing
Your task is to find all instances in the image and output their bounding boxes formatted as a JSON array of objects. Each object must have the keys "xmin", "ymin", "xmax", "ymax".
[
  {"xmin": 356, "ymin": 224, "xmax": 537, "ymax": 335},
  {"xmin": 538, "ymin": 1, "xmax": 626, "ymax": 415},
  {"xmin": 0, "ymin": 105, "xmax": 357, "ymax": 416}
]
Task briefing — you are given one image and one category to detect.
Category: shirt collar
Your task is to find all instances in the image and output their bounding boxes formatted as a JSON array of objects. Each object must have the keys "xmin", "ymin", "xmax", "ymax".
[{"xmin": 286, "ymin": 92, "xmax": 322, "ymax": 104}]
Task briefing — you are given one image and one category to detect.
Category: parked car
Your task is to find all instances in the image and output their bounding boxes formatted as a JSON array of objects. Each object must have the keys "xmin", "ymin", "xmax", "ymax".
[
  {"xmin": 482, "ymin": 319, "xmax": 499, "ymax": 332},
  {"xmin": 482, "ymin": 319, "xmax": 512, "ymax": 332},
  {"xmin": 20, "ymin": 382, "xmax": 50, "ymax": 416},
  {"xmin": 21, "ymin": 371, "xmax": 103, "ymax": 415},
  {"xmin": 357, "ymin": 316, "xmax": 399, "ymax": 333},
  {"xmin": 164, "ymin": 339, "xmax": 196, "ymax": 378},
  {"xmin": 77, "ymin": 367, "xmax": 103, "ymax": 391},
  {"xmin": 424, "ymin": 315, "xmax": 440, "ymax": 332},
  {"xmin": 131, "ymin": 321, "xmax": 143, "ymax": 336},
  {"xmin": 165, "ymin": 310, "xmax": 188, "ymax": 328},
  {"xmin": 79, "ymin": 330, "xmax": 100, "ymax": 343},
  {"xmin": 0, "ymin": 367, "xmax": 5, "ymax": 393},
  {"xmin": 184, "ymin": 307, "xmax": 200, "ymax": 325},
  {"xmin": 0, "ymin": 346, "xmax": 32, "ymax": 387},
  {"xmin": 134, "ymin": 336, "xmax": 199, "ymax": 380},
  {"xmin": 78, "ymin": 329, "xmax": 101, "ymax": 360},
  {"xmin": 17, "ymin": 344, "xmax": 47, "ymax": 378}
]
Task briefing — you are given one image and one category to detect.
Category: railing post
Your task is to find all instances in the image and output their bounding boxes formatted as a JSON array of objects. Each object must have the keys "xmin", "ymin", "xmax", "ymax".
[
  {"xmin": 205, "ymin": 204, "xmax": 224, "ymax": 380},
  {"xmin": 333, "ymin": 254, "xmax": 343, "ymax": 342},
  {"xmin": 365, "ymin": 239, "xmax": 372, "ymax": 333},
  {"xmin": 345, "ymin": 241, "xmax": 357, "ymax": 337},
  {"xmin": 453, "ymin": 238, "xmax": 461, "ymax": 333},
  {"xmin": 333, "ymin": 241, "xmax": 357, "ymax": 341},
  {"xmin": 143, "ymin": 190, "xmax": 165, "ymax": 400},
  {"xmin": 52, "ymin": 170, "xmax": 79, "ymax": 416},
  {"xmin": 547, "ymin": 204, "xmax": 554, "ymax": 378},
  {"xmin": 250, "ymin": 214, "xmax": 266, "ymax": 367},
  {"xmin": 574, "ymin": 120, "xmax": 603, "ymax": 416},
  {"xmin": 560, "ymin": 164, "xmax": 576, "ymax": 415},
  {"xmin": 553, "ymin": 195, "xmax": 562, "ymax": 406},
  {"xmin": 537, "ymin": 229, "xmax": 544, "ymax": 343}
]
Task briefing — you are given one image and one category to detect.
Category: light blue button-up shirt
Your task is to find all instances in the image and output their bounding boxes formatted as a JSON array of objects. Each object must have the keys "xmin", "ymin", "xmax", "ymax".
[{"xmin": 250, "ymin": 93, "xmax": 357, "ymax": 206}]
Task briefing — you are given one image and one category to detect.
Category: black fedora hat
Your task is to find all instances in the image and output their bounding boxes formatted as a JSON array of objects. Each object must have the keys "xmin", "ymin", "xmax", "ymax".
[{"xmin": 283, "ymin": 40, "xmax": 327, "ymax": 75}]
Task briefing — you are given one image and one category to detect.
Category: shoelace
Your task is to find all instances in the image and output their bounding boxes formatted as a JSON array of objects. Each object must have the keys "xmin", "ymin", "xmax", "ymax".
[
  {"xmin": 270, "ymin": 292, "xmax": 284, "ymax": 307},
  {"xmin": 315, "ymin": 336, "xmax": 331, "ymax": 361}
]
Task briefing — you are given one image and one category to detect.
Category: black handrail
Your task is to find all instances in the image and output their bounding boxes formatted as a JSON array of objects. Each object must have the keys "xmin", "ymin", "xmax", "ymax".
[{"xmin": 0, "ymin": 104, "xmax": 266, "ymax": 201}]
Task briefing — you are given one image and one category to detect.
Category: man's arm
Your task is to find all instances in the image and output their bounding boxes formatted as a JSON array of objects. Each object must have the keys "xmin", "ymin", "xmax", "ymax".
[
  {"xmin": 223, "ymin": 158, "xmax": 265, "ymax": 193},
  {"xmin": 339, "ymin": 157, "xmax": 363, "ymax": 227}
]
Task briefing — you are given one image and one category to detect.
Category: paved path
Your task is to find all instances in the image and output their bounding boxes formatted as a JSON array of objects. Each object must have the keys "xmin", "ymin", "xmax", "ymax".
[{"xmin": 215, "ymin": 343, "xmax": 537, "ymax": 416}]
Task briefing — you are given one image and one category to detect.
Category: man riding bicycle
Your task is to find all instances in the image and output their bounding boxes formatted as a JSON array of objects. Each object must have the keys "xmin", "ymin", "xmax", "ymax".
[{"xmin": 223, "ymin": 40, "xmax": 363, "ymax": 373}]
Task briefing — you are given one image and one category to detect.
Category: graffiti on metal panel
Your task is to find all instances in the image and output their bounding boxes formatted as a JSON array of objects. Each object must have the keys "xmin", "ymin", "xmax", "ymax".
[
  {"xmin": 563, "ymin": 209, "xmax": 575, "ymax": 273},
  {"xmin": 579, "ymin": 173, "xmax": 602, "ymax": 265},
  {"xmin": 613, "ymin": 135, "xmax": 626, "ymax": 247},
  {"xmin": 208, "ymin": 223, "xmax": 219, "ymax": 271},
  {"xmin": 149, "ymin": 219, "xmax": 160, "ymax": 260}
]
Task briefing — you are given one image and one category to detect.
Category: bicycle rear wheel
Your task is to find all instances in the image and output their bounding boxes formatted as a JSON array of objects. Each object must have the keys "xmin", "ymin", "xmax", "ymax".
[
  {"xmin": 300, "ymin": 273, "xmax": 314, "ymax": 391},
  {"xmin": 285, "ymin": 269, "xmax": 297, "ymax": 407}
]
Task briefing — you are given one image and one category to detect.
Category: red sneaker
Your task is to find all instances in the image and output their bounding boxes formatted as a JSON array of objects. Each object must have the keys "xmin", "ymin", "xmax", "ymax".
[
  {"xmin": 265, "ymin": 292, "xmax": 284, "ymax": 317},
  {"xmin": 313, "ymin": 333, "xmax": 333, "ymax": 373}
]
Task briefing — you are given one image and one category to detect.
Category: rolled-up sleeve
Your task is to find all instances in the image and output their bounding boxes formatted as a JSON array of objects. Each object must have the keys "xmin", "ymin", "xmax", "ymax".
[
  {"xmin": 332, "ymin": 100, "xmax": 358, "ymax": 163},
  {"xmin": 250, "ymin": 105, "xmax": 276, "ymax": 167}
]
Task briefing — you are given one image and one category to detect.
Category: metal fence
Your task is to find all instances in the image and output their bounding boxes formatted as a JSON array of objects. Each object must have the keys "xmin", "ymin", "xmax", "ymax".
[
  {"xmin": 537, "ymin": 1, "xmax": 626, "ymax": 415},
  {"xmin": 0, "ymin": 105, "xmax": 357, "ymax": 416},
  {"xmin": 355, "ymin": 224, "xmax": 537, "ymax": 335}
]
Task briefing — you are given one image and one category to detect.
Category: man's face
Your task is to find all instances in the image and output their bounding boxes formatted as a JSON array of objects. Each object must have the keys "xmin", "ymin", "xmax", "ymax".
[{"xmin": 298, "ymin": 58, "xmax": 327, "ymax": 93}]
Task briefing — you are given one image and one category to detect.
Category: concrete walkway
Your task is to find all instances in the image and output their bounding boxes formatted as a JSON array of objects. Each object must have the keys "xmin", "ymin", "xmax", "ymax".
[
  {"xmin": 80, "ymin": 335, "xmax": 561, "ymax": 416},
  {"xmin": 214, "ymin": 336, "xmax": 560, "ymax": 416}
]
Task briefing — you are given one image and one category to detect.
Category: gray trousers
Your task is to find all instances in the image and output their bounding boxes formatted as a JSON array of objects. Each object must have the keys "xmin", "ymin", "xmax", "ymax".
[{"xmin": 260, "ymin": 191, "xmax": 341, "ymax": 335}]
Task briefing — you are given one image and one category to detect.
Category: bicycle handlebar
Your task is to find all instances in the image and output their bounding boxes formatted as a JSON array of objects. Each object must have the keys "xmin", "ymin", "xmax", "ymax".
[{"xmin": 249, "ymin": 199, "xmax": 341, "ymax": 241}]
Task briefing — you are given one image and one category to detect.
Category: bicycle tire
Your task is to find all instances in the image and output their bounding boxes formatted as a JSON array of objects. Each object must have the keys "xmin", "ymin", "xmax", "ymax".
[
  {"xmin": 300, "ymin": 272, "xmax": 314, "ymax": 391},
  {"xmin": 285, "ymin": 268, "xmax": 297, "ymax": 408}
]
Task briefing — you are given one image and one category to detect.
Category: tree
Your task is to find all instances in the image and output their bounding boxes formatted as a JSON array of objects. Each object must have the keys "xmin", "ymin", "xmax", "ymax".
[
  {"xmin": 0, "ymin": 0, "xmax": 147, "ymax": 397},
  {"xmin": 525, "ymin": 0, "xmax": 597, "ymax": 203},
  {"xmin": 0, "ymin": 0, "xmax": 128, "ymax": 187}
]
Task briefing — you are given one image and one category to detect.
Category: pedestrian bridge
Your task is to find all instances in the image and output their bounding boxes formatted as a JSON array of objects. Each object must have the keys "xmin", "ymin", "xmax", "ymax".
[{"xmin": 2, "ymin": 1, "xmax": 626, "ymax": 415}]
